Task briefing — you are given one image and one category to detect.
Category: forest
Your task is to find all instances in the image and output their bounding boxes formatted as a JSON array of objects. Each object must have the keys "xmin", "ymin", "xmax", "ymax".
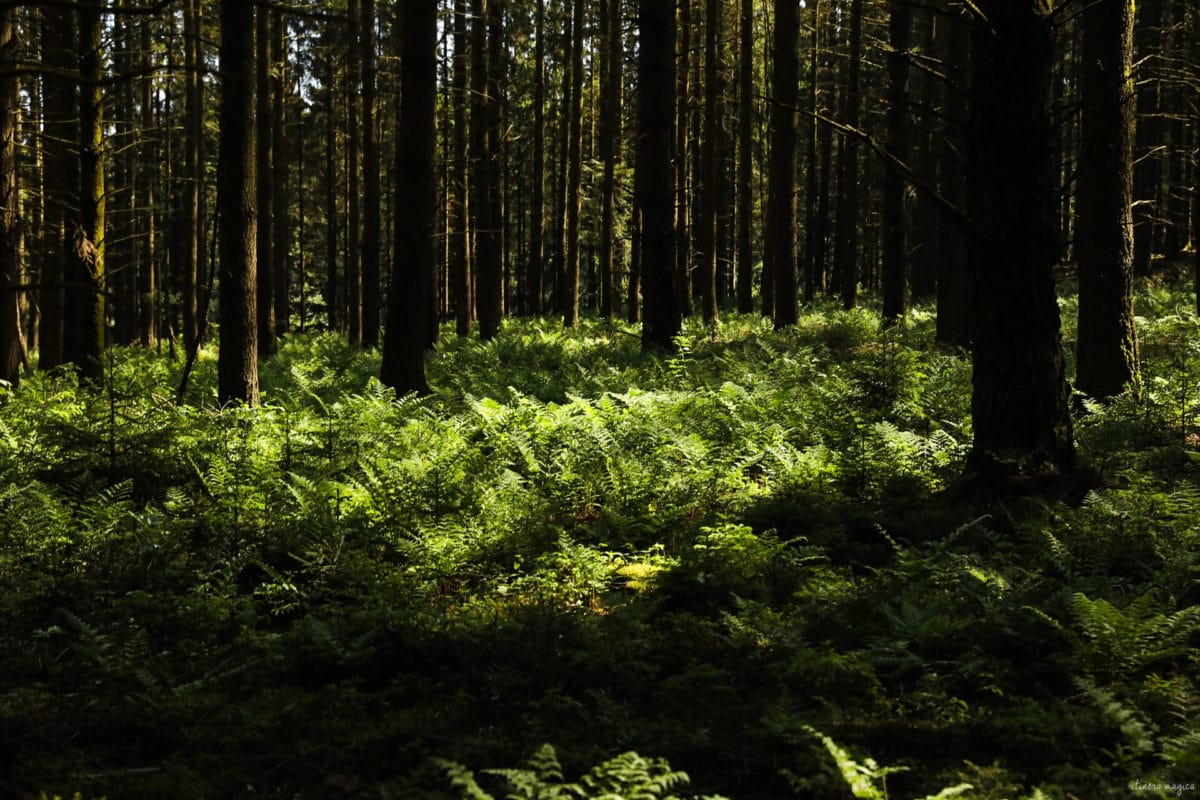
[{"xmin": 1, "ymin": 0, "xmax": 1199, "ymax": 797}]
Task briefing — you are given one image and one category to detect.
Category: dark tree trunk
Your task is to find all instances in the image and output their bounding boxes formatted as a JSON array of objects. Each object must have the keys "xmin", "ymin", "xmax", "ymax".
[
  {"xmin": 698, "ymin": 0, "xmax": 722, "ymax": 324},
  {"xmin": 967, "ymin": 0, "xmax": 1072, "ymax": 469},
  {"xmin": 63, "ymin": 7, "xmax": 106, "ymax": 381},
  {"xmin": 217, "ymin": 0, "xmax": 260, "ymax": 405},
  {"xmin": 803, "ymin": 0, "xmax": 822, "ymax": 302},
  {"xmin": 0, "ymin": 8, "xmax": 20, "ymax": 386},
  {"xmin": 675, "ymin": 0, "xmax": 692, "ymax": 315},
  {"xmin": 271, "ymin": 12, "xmax": 289, "ymax": 338},
  {"xmin": 39, "ymin": 7, "xmax": 76, "ymax": 371},
  {"xmin": 452, "ymin": 0, "xmax": 473, "ymax": 332},
  {"xmin": 766, "ymin": 0, "xmax": 798, "ymax": 329},
  {"xmin": 528, "ymin": 0, "xmax": 546, "ymax": 315},
  {"xmin": 1075, "ymin": 0, "xmax": 1139, "ymax": 398},
  {"xmin": 639, "ymin": 0, "xmax": 681, "ymax": 351},
  {"xmin": 598, "ymin": 0, "xmax": 622, "ymax": 321},
  {"xmin": 472, "ymin": 0, "xmax": 503, "ymax": 339},
  {"xmin": 735, "ymin": 0, "xmax": 754, "ymax": 312},
  {"xmin": 934, "ymin": 3, "xmax": 970, "ymax": 347},
  {"xmin": 325, "ymin": 57, "xmax": 339, "ymax": 331},
  {"xmin": 835, "ymin": 0, "xmax": 863, "ymax": 310},
  {"xmin": 361, "ymin": 0, "xmax": 381, "ymax": 345},
  {"xmin": 256, "ymin": 8, "xmax": 276, "ymax": 357},
  {"xmin": 345, "ymin": 0, "xmax": 362, "ymax": 342},
  {"xmin": 381, "ymin": 0, "xmax": 437, "ymax": 395},
  {"xmin": 137, "ymin": 19, "xmax": 157, "ymax": 347},
  {"xmin": 881, "ymin": 0, "xmax": 911, "ymax": 326},
  {"xmin": 562, "ymin": 0, "xmax": 584, "ymax": 327},
  {"xmin": 1131, "ymin": 0, "xmax": 1161, "ymax": 274}
]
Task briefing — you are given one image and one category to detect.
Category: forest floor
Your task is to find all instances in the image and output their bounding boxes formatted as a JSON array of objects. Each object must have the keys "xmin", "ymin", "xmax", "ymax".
[{"xmin": 2, "ymin": 279, "xmax": 1198, "ymax": 799}]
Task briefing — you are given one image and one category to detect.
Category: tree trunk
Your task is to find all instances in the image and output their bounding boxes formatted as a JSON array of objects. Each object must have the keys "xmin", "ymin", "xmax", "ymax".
[
  {"xmin": 675, "ymin": 0, "xmax": 692, "ymax": 315},
  {"xmin": 345, "ymin": 0, "xmax": 362, "ymax": 342},
  {"xmin": 63, "ymin": 7, "xmax": 106, "ymax": 381},
  {"xmin": 256, "ymin": 7, "xmax": 275, "ymax": 357},
  {"xmin": 217, "ymin": 0, "xmax": 260, "ymax": 405},
  {"xmin": 361, "ymin": 0, "xmax": 381, "ymax": 345},
  {"xmin": 766, "ymin": 0, "xmax": 798, "ymax": 329},
  {"xmin": 0, "ymin": 8, "xmax": 20, "ymax": 386},
  {"xmin": 835, "ymin": 0, "xmax": 863, "ymax": 310},
  {"xmin": 39, "ymin": 8, "xmax": 76, "ymax": 371},
  {"xmin": 271, "ymin": 12, "xmax": 289, "ymax": 338},
  {"xmin": 967, "ymin": 0, "xmax": 1072, "ymax": 469},
  {"xmin": 881, "ymin": 0, "xmax": 911, "ymax": 326},
  {"xmin": 179, "ymin": 0, "xmax": 202, "ymax": 353},
  {"xmin": 472, "ymin": 0, "xmax": 503, "ymax": 339},
  {"xmin": 1131, "ymin": 0, "xmax": 1161, "ymax": 274},
  {"xmin": 735, "ymin": 0, "xmax": 754, "ymax": 312},
  {"xmin": 562, "ymin": 0, "xmax": 584, "ymax": 327},
  {"xmin": 137, "ymin": 18, "xmax": 157, "ymax": 347},
  {"xmin": 802, "ymin": 0, "xmax": 822, "ymax": 302},
  {"xmin": 639, "ymin": 0, "xmax": 681, "ymax": 351},
  {"xmin": 698, "ymin": 0, "xmax": 722, "ymax": 324},
  {"xmin": 934, "ymin": 2, "xmax": 970, "ymax": 347},
  {"xmin": 452, "ymin": 0, "xmax": 473, "ymax": 332},
  {"xmin": 598, "ymin": 0, "xmax": 622, "ymax": 321},
  {"xmin": 1075, "ymin": 0, "xmax": 1139, "ymax": 398},
  {"xmin": 325, "ymin": 57, "xmax": 339, "ymax": 331},
  {"xmin": 381, "ymin": 0, "xmax": 436, "ymax": 395}
]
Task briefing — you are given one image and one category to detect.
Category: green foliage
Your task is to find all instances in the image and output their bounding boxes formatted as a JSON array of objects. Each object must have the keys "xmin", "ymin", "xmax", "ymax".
[{"xmin": 4, "ymin": 287, "xmax": 1200, "ymax": 798}]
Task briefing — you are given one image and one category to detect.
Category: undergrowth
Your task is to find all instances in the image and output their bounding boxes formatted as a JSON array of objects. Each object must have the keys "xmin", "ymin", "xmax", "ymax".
[{"xmin": 0, "ymin": 289, "xmax": 1196, "ymax": 799}]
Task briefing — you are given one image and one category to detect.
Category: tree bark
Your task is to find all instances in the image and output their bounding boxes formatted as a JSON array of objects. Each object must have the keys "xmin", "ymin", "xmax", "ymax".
[
  {"xmin": 598, "ymin": 0, "xmax": 622, "ymax": 321},
  {"xmin": 381, "ymin": 0, "xmax": 437, "ymax": 395},
  {"xmin": 967, "ymin": 0, "xmax": 1072, "ymax": 469},
  {"xmin": 256, "ymin": 7, "xmax": 275, "ymax": 357},
  {"xmin": 0, "ymin": 8, "xmax": 20, "ymax": 386},
  {"xmin": 451, "ymin": 0, "xmax": 473, "ymax": 332},
  {"xmin": 766, "ymin": 0, "xmax": 798, "ymax": 328},
  {"xmin": 735, "ymin": 0, "xmax": 754, "ymax": 312},
  {"xmin": 361, "ymin": 0, "xmax": 381, "ymax": 345},
  {"xmin": 834, "ymin": 0, "xmax": 864, "ymax": 310},
  {"xmin": 639, "ymin": 0, "xmax": 681, "ymax": 351},
  {"xmin": 1131, "ymin": 0, "xmax": 1161, "ymax": 274},
  {"xmin": 698, "ymin": 0, "xmax": 722, "ymax": 324},
  {"xmin": 1075, "ymin": 0, "xmax": 1139, "ymax": 398},
  {"xmin": 472, "ymin": 0, "xmax": 503, "ymax": 339},
  {"xmin": 271, "ymin": 11, "xmax": 289, "ymax": 338},
  {"xmin": 217, "ymin": 0, "xmax": 260, "ymax": 405},
  {"xmin": 881, "ymin": 0, "xmax": 911, "ymax": 326},
  {"xmin": 562, "ymin": 0, "xmax": 584, "ymax": 327}
]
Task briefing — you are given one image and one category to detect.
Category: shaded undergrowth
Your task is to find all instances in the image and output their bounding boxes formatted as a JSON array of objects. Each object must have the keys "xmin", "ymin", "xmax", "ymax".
[{"xmin": 0, "ymin": 288, "xmax": 1197, "ymax": 799}]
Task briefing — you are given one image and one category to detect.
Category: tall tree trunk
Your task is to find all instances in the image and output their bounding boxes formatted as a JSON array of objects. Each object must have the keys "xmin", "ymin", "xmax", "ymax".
[
  {"xmin": 361, "ymin": 0, "xmax": 381, "ymax": 345},
  {"xmin": 452, "ymin": 0, "xmax": 473, "ymax": 332},
  {"xmin": 735, "ymin": 0, "xmax": 754, "ymax": 312},
  {"xmin": 698, "ymin": 0, "xmax": 722, "ymax": 324},
  {"xmin": 640, "ymin": 0, "xmax": 681, "ymax": 350},
  {"xmin": 1075, "ymin": 0, "xmax": 1139, "ymax": 398},
  {"xmin": 271, "ymin": 12, "xmax": 289, "ymax": 338},
  {"xmin": 675, "ymin": 0, "xmax": 692, "ymax": 315},
  {"xmin": 217, "ymin": 0, "xmax": 260, "ymax": 405},
  {"xmin": 381, "ymin": 0, "xmax": 436, "ymax": 394},
  {"xmin": 1131, "ymin": 0, "xmax": 1161, "ymax": 274},
  {"xmin": 562, "ymin": 0, "xmax": 584, "ymax": 327},
  {"xmin": 967, "ymin": 0, "xmax": 1072, "ymax": 469},
  {"xmin": 39, "ymin": 8, "xmax": 75, "ymax": 371},
  {"xmin": 63, "ymin": 7, "xmax": 106, "ymax": 381},
  {"xmin": 180, "ymin": 0, "xmax": 202, "ymax": 353},
  {"xmin": 137, "ymin": 18, "xmax": 157, "ymax": 347},
  {"xmin": 802, "ymin": 0, "xmax": 822, "ymax": 302},
  {"xmin": 527, "ymin": 0, "xmax": 546, "ymax": 316},
  {"xmin": 324, "ymin": 57, "xmax": 339, "ymax": 331},
  {"xmin": 934, "ymin": 2, "xmax": 970, "ymax": 346},
  {"xmin": 256, "ymin": 7, "xmax": 276, "ymax": 357},
  {"xmin": 472, "ymin": 0, "xmax": 503, "ymax": 339},
  {"xmin": 766, "ymin": 0, "xmax": 798, "ymax": 329},
  {"xmin": 835, "ymin": 0, "xmax": 863, "ymax": 310},
  {"xmin": 598, "ymin": 0, "xmax": 622, "ymax": 321},
  {"xmin": 345, "ymin": 0, "xmax": 362, "ymax": 342},
  {"xmin": 881, "ymin": 0, "xmax": 911, "ymax": 326},
  {"xmin": 0, "ymin": 8, "xmax": 20, "ymax": 386}
]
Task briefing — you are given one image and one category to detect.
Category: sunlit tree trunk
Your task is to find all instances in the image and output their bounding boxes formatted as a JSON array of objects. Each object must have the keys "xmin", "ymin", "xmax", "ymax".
[
  {"xmin": 562, "ymin": 0, "xmax": 584, "ymax": 327},
  {"xmin": 0, "ymin": 8, "xmax": 20, "ymax": 386}
]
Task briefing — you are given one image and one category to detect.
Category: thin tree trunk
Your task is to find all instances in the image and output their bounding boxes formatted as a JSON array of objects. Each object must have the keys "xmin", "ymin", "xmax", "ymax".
[
  {"xmin": 835, "ymin": 0, "xmax": 863, "ymax": 310},
  {"xmin": 675, "ymin": 0, "xmax": 692, "ymax": 315},
  {"xmin": 881, "ymin": 0, "xmax": 911, "ymax": 326},
  {"xmin": 472, "ymin": 0, "xmax": 503, "ymax": 338},
  {"xmin": 272, "ymin": 11, "xmax": 289, "ymax": 338},
  {"xmin": 361, "ymin": 0, "xmax": 381, "ymax": 345},
  {"xmin": 256, "ymin": 7, "xmax": 275, "ymax": 357},
  {"xmin": 598, "ymin": 0, "xmax": 621, "ymax": 321},
  {"xmin": 562, "ymin": 0, "xmax": 584, "ymax": 327},
  {"xmin": 735, "ymin": 0, "xmax": 754, "ymax": 312},
  {"xmin": 180, "ymin": 0, "xmax": 202, "ymax": 352},
  {"xmin": 325, "ymin": 57, "xmax": 339, "ymax": 331},
  {"xmin": 452, "ymin": 0, "xmax": 473, "ymax": 332},
  {"xmin": 137, "ymin": 18, "xmax": 157, "ymax": 347},
  {"xmin": 698, "ymin": 0, "xmax": 721, "ymax": 324},
  {"xmin": 0, "ymin": 8, "xmax": 20, "ymax": 386},
  {"xmin": 345, "ymin": 0, "xmax": 362, "ymax": 342}
]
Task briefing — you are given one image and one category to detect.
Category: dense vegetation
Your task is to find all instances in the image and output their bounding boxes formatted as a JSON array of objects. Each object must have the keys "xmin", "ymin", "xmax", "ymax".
[{"xmin": 3, "ymin": 277, "xmax": 1199, "ymax": 799}]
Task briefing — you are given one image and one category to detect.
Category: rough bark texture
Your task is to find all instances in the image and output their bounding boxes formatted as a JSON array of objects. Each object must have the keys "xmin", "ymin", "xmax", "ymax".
[
  {"xmin": 562, "ymin": 0, "xmax": 584, "ymax": 327},
  {"xmin": 598, "ymin": 0, "xmax": 622, "ymax": 320},
  {"xmin": 675, "ymin": 0, "xmax": 692, "ymax": 315},
  {"xmin": 271, "ymin": 12, "xmax": 289, "ymax": 338},
  {"xmin": 217, "ymin": 0, "xmax": 260, "ymax": 405},
  {"xmin": 1131, "ymin": 0, "xmax": 1161, "ymax": 274},
  {"xmin": 381, "ymin": 0, "xmax": 436, "ymax": 395},
  {"xmin": 452, "ymin": 0, "xmax": 473, "ymax": 332},
  {"xmin": 256, "ymin": 8, "xmax": 275, "ymax": 357},
  {"xmin": 934, "ymin": 2, "xmax": 970, "ymax": 347},
  {"xmin": 472, "ymin": 0, "xmax": 503, "ymax": 339},
  {"xmin": 639, "ymin": 0, "xmax": 681, "ymax": 351},
  {"xmin": 766, "ymin": 0, "xmax": 798, "ymax": 328},
  {"xmin": 1075, "ymin": 0, "xmax": 1139, "ymax": 399},
  {"xmin": 967, "ymin": 0, "xmax": 1072, "ymax": 468},
  {"xmin": 735, "ymin": 0, "xmax": 754, "ymax": 312}
]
